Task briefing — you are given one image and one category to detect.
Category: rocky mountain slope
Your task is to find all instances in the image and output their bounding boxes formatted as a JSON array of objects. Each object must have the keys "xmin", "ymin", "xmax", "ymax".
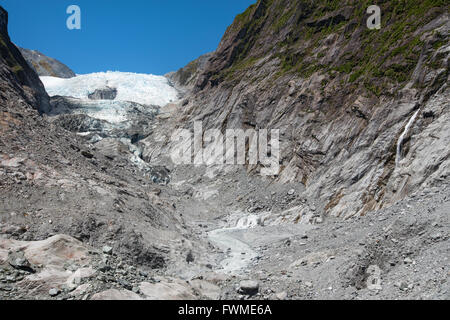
[
  {"xmin": 0, "ymin": 7, "xmax": 50, "ymax": 114},
  {"xmin": 19, "ymin": 47, "xmax": 76, "ymax": 79},
  {"xmin": 0, "ymin": 6, "xmax": 209, "ymax": 300},
  {"xmin": 173, "ymin": 0, "xmax": 449, "ymax": 220},
  {"xmin": 0, "ymin": 2, "xmax": 449, "ymax": 300}
]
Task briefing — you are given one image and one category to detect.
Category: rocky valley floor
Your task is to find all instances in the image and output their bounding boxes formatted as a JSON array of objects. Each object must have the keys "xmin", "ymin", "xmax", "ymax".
[
  {"xmin": 1, "ymin": 97, "xmax": 448, "ymax": 300},
  {"xmin": 0, "ymin": 1, "xmax": 449, "ymax": 301}
]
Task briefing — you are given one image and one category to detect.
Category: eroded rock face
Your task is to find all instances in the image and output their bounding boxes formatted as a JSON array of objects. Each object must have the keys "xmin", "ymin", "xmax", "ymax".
[
  {"xmin": 88, "ymin": 86, "xmax": 118, "ymax": 100},
  {"xmin": 173, "ymin": 0, "xmax": 449, "ymax": 219},
  {"xmin": 0, "ymin": 232, "xmax": 220, "ymax": 300},
  {"xmin": 0, "ymin": 235, "xmax": 93, "ymax": 296}
]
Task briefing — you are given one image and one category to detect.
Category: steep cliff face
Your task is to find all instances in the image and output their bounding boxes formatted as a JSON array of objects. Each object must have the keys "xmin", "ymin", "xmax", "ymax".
[
  {"xmin": 19, "ymin": 47, "xmax": 76, "ymax": 79},
  {"xmin": 178, "ymin": 0, "xmax": 449, "ymax": 219},
  {"xmin": 0, "ymin": 7, "xmax": 50, "ymax": 114}
]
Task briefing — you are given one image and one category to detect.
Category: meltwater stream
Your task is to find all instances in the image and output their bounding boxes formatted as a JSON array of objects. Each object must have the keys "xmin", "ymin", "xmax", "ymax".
[{"xmin": 208, "ymin": 215, "xmax": 260, "ymax": 274}]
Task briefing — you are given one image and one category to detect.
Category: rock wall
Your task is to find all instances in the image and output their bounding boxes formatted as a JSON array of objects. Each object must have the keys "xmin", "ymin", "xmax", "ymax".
[
  {"xmin": 174, "ymin": 0, "xmax": 449, "ymax": 219},
  {"xmin": 0, "ymin": 6, "xmax": 50, "ymax": 114}
]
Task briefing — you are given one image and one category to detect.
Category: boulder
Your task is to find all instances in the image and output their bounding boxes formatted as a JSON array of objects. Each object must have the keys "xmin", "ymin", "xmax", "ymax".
[
  {"xmin": 66, "ymin": 267, "xmax": 96, "ymax": 290},
  {"xmin": 18, "ymin": 267, "xmax": 72, "ymax": 294},
  {"xmin": 0, "ymin": 235, "xmax": 91, "ymax": 269},
  {"xmin": 139, "ymin": 278, "xmax": 196, "ymax": 300},
  {"xmin": 239, "ymin": 280, "xmax": 259, "ymax": 295},
  {"xmin": 23, "ymin": 235, "xmax": 91, "ymax": 268},
  {"xmin": 91, "ymin": 289, "xmax": 142, "ymax": 300}
]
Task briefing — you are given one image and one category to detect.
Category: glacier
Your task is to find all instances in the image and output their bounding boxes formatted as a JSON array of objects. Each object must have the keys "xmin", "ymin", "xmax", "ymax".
[
  {"xmin": 40, "ymin": 71, "xmax": 177, "ymax": 175},
  {"xmin": 40, "ymin": 71, "xmax": 179, "ymax": 106}
]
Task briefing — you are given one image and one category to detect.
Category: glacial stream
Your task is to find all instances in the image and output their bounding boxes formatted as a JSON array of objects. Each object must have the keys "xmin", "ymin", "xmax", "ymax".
[{"xmin": 208, "ymin": 215, "xmax": 260, "ymax": 274}]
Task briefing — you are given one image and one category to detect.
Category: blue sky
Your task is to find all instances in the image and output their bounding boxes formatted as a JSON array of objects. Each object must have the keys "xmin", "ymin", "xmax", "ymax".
[{"xmin": 1, "ymin": 0, "xmax": 255, "ymax": 75}]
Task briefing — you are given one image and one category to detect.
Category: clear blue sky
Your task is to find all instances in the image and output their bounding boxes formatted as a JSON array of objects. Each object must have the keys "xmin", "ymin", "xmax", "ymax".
[{"xmin": 1, "ymin": 0, "xmax": 255, "ymax": 75}]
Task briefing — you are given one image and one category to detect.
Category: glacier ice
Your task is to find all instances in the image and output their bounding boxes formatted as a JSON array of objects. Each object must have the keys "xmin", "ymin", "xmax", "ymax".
[{"xmin": 41, "ymin": 71, "xmax": 179, "ymax": 106}]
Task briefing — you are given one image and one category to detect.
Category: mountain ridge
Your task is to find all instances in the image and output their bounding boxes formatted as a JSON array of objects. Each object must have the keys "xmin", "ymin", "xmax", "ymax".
[{"xmin": 19, "ymin": 47, "xmax": 76, "ymax": 79}]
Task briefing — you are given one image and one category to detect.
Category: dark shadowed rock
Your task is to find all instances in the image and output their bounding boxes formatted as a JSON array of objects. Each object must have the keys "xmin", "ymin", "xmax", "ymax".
[
  {"xmin": 239, "ymin": 280, "xmax": 259, "ymax": 295},
  {"xmin": 186, "ymin": 250, "xmax": 194, "ymax": 264},
  {"xmin": 0, "ymin": 6, "xmax": 50, "ymax": 113}
]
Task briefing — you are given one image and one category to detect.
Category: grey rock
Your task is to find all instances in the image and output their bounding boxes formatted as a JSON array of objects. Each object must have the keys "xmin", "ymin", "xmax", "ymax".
[
  {"xmin": 165, "ymin": 52, "xmax": 213, "ymax": 92},
  {"xmin": 186, "ymin": 250, "xmax": 194, "ymax": 264},
  {"xmin": 8, "ymin": 253, "xmax": 34, "ymax": 273},
  {"xmin": 430, "ymin": 233, "xmax": 442, "ymax": 240},
  {"xmin": 81, "ymin": 150, "xmax": 94, "ymax": 159},
  {"xmin": 239, "ymin": 280, "xmax": 259, "ymax": 295},
  {"xmin": 399, "ymin": 281, "xmax": 410, "ymax": 291},
  {"xmin": 19, "ymin": 47, "xmax": 75, "ymax": 78},
  {"xmin": 0, "ymin": 7, "xmax": 51, "ymax": 113},
  {"xmin": 118, "ymin": 279, "xmax": 132, "ymax": 291},
  {"xmin": 132, "ymin": 286, "xmax": 140, "ymax": 294},
  {"xmin": 49, "ymin": 288, "xmax": 60, "ymax": 297},
  {"xmin": 88, "ymin": 87, "xmax": 117, "ymax": 100},
  {"xmin": 97, "ymin": 263, "xmax": 111, "ymax": 273},
  {"xmin": 403, "ymin": 257, "xmax": 413, "ymax": 264},
  {"xmin": 275, "ymin": 291, "xmax": 288, "ymax": 300},
  {"xmin": 102, "ymin": 246, "xmax": 113, "ymax": 255}
]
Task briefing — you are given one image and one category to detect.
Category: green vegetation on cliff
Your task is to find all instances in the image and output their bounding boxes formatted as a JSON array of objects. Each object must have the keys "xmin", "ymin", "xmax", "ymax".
[{"xmin": 211, "ymin": 0, "xmax": 448, "ymax": 95}]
